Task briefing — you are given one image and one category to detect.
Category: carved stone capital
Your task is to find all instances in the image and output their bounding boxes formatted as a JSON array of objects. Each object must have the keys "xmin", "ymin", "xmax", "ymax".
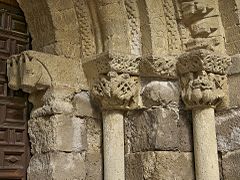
[
  {"xmin": 83, "ymin": 52, "xmax": 141, "ymax": 110},
  {"xmin": 92, "ymin": 72, "xmax": 140, "ymax": 110},
  {"xmin": 7, "ymin": 50, "xmax": 83, "ymax": 117},
  {"xmin": 139, "ymin": 55, "xmax": 178, "ymax": 79},
  {"xmin": 177, "ymin": 49, "xmax": 231, "ymax": 109}
]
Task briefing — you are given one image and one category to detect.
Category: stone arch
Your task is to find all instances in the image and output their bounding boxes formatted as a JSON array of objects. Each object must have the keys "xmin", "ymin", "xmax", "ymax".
[{"xmin": 17, "ymin": 0, "xmax": 83, "ymax": 59}]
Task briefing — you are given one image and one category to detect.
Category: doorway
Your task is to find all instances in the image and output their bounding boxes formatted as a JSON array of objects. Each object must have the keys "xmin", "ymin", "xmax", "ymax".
[{"xmin": 0, "ymin": 1, "xmax": 30, "ymax": 179}]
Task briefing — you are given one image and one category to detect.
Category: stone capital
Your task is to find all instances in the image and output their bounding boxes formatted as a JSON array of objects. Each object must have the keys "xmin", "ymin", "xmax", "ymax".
[
  {"xmin": 83, "ymin": 52, "xmax": 141, "ymax": 110},
  {"xmin": 177, "ymin": 49, "xmax": 231, "ymax": 110}
]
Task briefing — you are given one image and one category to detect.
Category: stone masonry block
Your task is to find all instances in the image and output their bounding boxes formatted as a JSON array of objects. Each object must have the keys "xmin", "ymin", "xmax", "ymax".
[
  {"xmin": 73, "ymin": 91, "xmax": 100, "ymax": 118},
  {"xmin": 28, "ymin": 152, "xmax": 86, "ymax": 180},
  {"xmin": 125, "ymin": 107, "xmax": 193, "ymax": 153},
  {"xmin": 125, "ymin": 151, "xmax": 194, "ymax": 180},
  {"xmin": 28, "ymin": 115, "xmax": 87, "ymax": 154},
  {"xmin": 222, "ymin": 149, "xmax": 240, "ymax": 180},
  {"xmin": 141, "ymin": 80, "xmax": 180, "ymax": 108},
  {"xmin": 86, "ymin": 152, "xmax": 103, "ymax": 180},
  {"xmin": 216, "ymin": 108, "xmax": 240, "ymax": 152},
  {"xmin": 86, "ymin": 117, "xmax": 102, "ymax": 153}
]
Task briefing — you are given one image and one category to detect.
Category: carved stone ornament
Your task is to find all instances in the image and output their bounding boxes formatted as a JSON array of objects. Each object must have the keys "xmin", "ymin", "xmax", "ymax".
[
  {"xmin": 177, "ymin": 49, "xmax": 231, "ymax": 109},
  {"xmin": 7, "ymin": 50, "xmax": 83, "ymax": 117},
  {"xmin": 83, "ymin": 51, "xmax": 140, "ymax": 81},
  {"xmin": 139, "ymin": 55, "xmax": 178, "ymax": 79},
  {"xmin": 92, "ymin": 71, "xmax": 140, "ymax": 110},
  {"xmin": 83, "ymin": 51, "xmax": 141, "ymax": 110},
  {"xmin": 179, "ymin": 0, "xmax": 225, "ymax": 53},
  {"xmin": 7, "ymin": 50, "xmax": 82, "ymax": 93}
]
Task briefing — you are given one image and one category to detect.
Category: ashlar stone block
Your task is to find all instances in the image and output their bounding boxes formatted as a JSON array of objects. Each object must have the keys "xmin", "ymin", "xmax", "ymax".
[
  {"xmin": 125, "ymin": 103, "xmax": 195, "ymax": 153},
  {"xmin": 29, "ymin": 115, "xmax": 87, "ymax": 154},
  {"xmin": 125, "ymin": 151, "xmax": 194, "ymax": 180},
  {"xmin": 222, "ymin": 149, "xmax": 240, "ymax": 180},
  {"xmin": 28, "ymin": 152, "xmax": 86, "ymax": 180}
]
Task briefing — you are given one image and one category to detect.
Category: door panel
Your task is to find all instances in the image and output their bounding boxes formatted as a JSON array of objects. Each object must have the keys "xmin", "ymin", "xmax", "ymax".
[{"xmin": 0, "ymin": 1, "xmax": 30, "ymax": 180}]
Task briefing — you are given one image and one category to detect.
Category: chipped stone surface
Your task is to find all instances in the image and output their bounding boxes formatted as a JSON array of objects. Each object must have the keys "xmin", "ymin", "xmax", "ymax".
[
  {"xmin": 216, "ymin": 108, "xmax": 240, "ymax": 152},
  {"xmin": 228, "ymin": 75, "xmax": 240, "ymax": 108},
  {"xmin": 86, "ymin": 152, "xmax": 103, "ymax": 180},
  {"xmin": 73, "ymin": 91, "xmax": 100, "ymax": 118},
  {"xmin": 126, "ymin": 151, "xmax": 195, "ymax": 180},
  {"xmin": 222, "ymin": 149, "xmax": 240, "ymax": 180},
  {"xmin": 86, "ymin": 117, "xmax": 102, "ymax": 153},
  {"xmin": 29, "ymin": 115, "xmax": 87, "ymax": 154},
  {"xmin": 28, "ymin": 152, "xmax": 86, "ymax": 180}
]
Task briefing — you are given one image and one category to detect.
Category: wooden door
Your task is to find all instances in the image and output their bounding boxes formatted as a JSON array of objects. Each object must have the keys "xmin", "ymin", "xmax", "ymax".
[{"xmin": 0, "ymin": 1, "xmax": 30, "ymax": 180}]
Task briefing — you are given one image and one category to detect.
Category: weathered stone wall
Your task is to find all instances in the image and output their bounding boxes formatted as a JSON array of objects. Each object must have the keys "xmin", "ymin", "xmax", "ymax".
[{"xmin": 8, "ymin": 0, "xmax": 240, "ymax": 179}]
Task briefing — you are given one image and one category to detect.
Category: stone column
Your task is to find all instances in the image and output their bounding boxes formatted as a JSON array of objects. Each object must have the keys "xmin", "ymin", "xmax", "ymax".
[
  {"xmin": 7, "ymin": 51, "xmax": 87, "ymax": 180},
  {"xmin": 102, "ymin": 110, "xmax": 125, "ymax": 180},
  {"xmin": 177, "ymin": 49, "xmax": 231, "ymax": 180},
  {"xmin": 83, "ymin": 52, "xmax": 141, "ymax": 180}
]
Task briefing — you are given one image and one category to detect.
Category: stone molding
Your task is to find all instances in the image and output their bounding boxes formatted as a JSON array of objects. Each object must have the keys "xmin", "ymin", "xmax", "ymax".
[{"xmin": 177, "ymin": 49, "xmax": 231, "ymax": 110}]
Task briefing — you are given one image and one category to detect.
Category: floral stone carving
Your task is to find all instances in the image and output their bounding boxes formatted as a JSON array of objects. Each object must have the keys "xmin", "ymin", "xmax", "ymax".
[
  {"xmin": 177, "ymin": 49, "xmax": 231, "ymax": 109},
  {"xmin": 83, "ymin": 51, "xmax": 141, "ymax": 110},
  {"xmin": 92, "ymin": 71, "xmax": 140, "ymax": 110}
]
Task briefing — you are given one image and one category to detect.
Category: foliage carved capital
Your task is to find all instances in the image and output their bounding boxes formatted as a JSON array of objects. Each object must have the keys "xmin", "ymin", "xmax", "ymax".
[
  {"xmin": 92, "ymin": 72, "xmax": 140, "ymax": 110},
  {"xmin": 83, "ymin": 52, "xmax": 141, "ymax": 110},
  {"xmin": 177, "ymin": 49, "xmax": 231, "ymax": 109}
]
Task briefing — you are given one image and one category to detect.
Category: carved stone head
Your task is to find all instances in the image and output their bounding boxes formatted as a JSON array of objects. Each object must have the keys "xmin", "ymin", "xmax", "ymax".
[
  {"xmin": 177, "ymin": 49, "xmax": 231, "ymax": 109},
  {"xmin": 7, "ymin": 52, "xmax": 51, "ymax": 93}
]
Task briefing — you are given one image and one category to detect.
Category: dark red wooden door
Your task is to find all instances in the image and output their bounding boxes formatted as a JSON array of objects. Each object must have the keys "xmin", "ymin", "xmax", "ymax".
[{"xmin": 0, "ymin": 1, "xmax": 30, "ymax": 180}]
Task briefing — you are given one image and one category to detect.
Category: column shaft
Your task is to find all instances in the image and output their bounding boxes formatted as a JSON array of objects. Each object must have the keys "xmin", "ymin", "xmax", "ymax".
[
  {"xmin": 192, "ymin": 108, "xmax": 219, "ymax": 180},
  {"xmin": 102, "ymin": 110, "xmax": 125, "ymax": 180}
]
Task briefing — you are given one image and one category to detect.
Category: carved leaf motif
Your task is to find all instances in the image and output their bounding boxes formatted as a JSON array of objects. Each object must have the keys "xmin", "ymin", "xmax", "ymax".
[{"xmin": 92, "ymin": 72, "xmax": 139, "ymax": 110}]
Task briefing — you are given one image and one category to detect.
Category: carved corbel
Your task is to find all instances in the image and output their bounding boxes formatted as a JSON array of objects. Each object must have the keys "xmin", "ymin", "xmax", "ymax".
[
  {"xmin": 177, "ymin": 49, "xmax": 231, "ymax": 110},
  {"xmin": 7, "ymin": 51, "xmax": 82, "ymax": 117}
]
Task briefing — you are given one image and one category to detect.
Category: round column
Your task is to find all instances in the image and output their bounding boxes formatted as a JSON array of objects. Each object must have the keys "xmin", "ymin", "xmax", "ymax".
[
  {"xmin": 192, "ymin": 108, "xmax": 219, "ymax": 180},
  {"xmin": 102, "ymin": 110, "xmax": 125, "ymax": 180}
]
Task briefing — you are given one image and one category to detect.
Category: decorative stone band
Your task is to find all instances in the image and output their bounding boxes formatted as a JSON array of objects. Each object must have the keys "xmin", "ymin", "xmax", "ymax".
[
  {"xmin": 139, "ymin": 55, "xmax": 178, "ymax": 79},
  {"xmin": 83, "ymin": 52, "xmax": 141, "ymax": 110},
  {"xmin": 7, "ymin": 50, "xmax": 82, "ymax": 117},
  {"xmin": 83, "ymin": 51, "xmax": 140, "ymax": 80},
  {"xmin": 177, "ymin": 49, "xmax": 231, "ymax": 110}
]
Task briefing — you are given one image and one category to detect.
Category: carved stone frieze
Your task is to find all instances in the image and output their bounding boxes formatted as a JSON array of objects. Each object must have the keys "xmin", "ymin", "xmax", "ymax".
[
  {"xmin": 83, "ymin": 51, "xmax": 140, "ymax": 80},
  {"xmin": 92, "ymin": 72, "xmax": 140, "ymax": 110},
  {"xmin": 177, "ymin": 49, "xmax": 231, "ymax": 109},
  {"xmin": 140, "ymin": 55, "xmax": 178, "ymax": 79}
]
